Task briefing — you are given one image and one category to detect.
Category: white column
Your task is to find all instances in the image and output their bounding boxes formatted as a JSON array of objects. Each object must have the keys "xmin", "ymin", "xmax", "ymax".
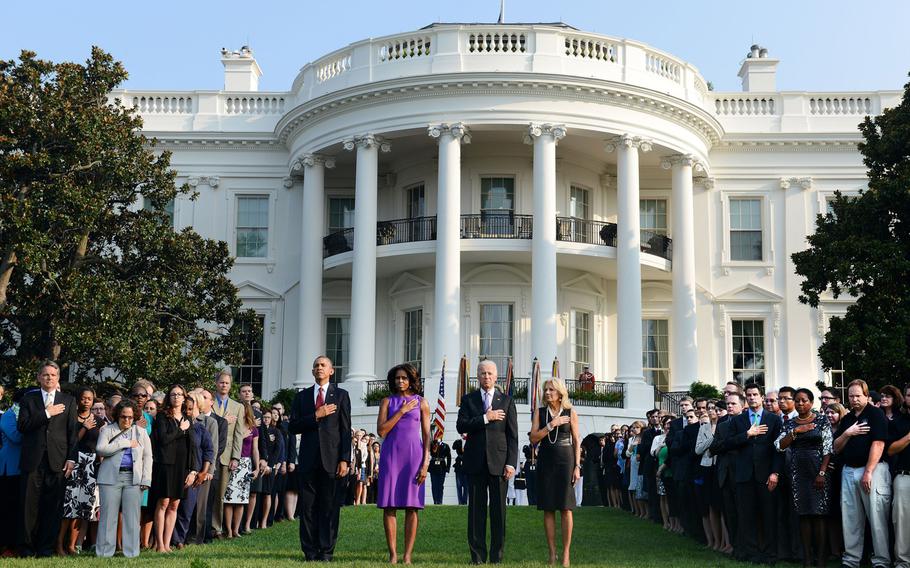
[
  {"xmin": 526, "ymin": 123, "xmax": 566, "ymax": 378},
  {"xmin": 428, "ymin": 123, "xmax": 470, "ymax": 377},
  {"xmin": 608, "ymin": 134, "xmax": 651, "ymax": 383},
  {"xmin": 294, "ymin": 154, "xmax": 335, "ymax": 387},
  {"xmin": 665, "ymin": 154, "xmax": 699, "ymax": 389},
  {"xmin": 343, "ymin": 134, "xmax": 390, "ymax": 383}
]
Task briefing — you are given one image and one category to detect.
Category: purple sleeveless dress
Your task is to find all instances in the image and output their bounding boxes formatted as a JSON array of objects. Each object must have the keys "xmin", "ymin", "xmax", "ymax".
[{"xmin": 376, "ymin": 394, "xmax": 425, "ymax": 509}]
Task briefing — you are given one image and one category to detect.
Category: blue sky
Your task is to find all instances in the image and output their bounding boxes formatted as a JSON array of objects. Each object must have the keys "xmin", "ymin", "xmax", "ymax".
[{"xmin": 3, "ymin": 0, "xmax": 909, "ymax": 93}]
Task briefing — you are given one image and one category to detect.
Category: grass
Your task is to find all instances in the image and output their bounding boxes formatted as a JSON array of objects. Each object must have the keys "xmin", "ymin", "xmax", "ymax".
[{"xmin": 6, "ymin": 505, "xmax": 757, "ymax": 567}]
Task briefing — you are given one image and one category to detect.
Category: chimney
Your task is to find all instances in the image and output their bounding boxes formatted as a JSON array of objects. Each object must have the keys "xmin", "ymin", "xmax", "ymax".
[
  {"xmin": 221, "ymin": 46, "xmax": 262, "ymax": 91},
  {"xmin": 737, "ymin": 44, "xmax": 779, "ymax": 92}
]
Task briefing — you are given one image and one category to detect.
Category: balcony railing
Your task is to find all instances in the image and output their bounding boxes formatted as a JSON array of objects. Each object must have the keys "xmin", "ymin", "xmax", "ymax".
[
  {"xmin": 377, "ymin": 216, "xmax": 437, "ymax": 245},
  {"xmin": 655, "ymin": 389, "xmax": 690, "ymax": 415},
  {"xmin": 556, "ymin": 217, "xmax": 616, "ymax": 246},
  {"xmin": 460, "ymin": 214, "xmax": 533, "ymax": 239},
  {"xmin": 466, "ymin": 377, "xmax": 530, "ymax": 405},
  {"xmin": 557, "ymin": 218, "xmax": 672, "ymax": 261},
  {"xmin": 324, "ymin": 215, "xmax": 673, "ymax": 261},
  {"xmin": 564, "ymin": 379, "xmax": 625, "ymax": 408}
]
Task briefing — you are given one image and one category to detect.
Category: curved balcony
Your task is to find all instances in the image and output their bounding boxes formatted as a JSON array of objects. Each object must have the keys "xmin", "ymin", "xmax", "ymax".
[{"xmin": 322, "ymin": 215, "xmax": 673, "ymax": 262}]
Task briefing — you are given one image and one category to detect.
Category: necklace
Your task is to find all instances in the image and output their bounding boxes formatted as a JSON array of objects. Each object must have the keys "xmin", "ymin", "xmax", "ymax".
[
  {"xmin": 546, "ymin": 406, "xmax": 560, "ymax": 444},
  {"xmin": 77, "ymin": 411, "xmax": 91, "ymax": 423},
  {"xmin": 795, "ymin": 412, "xmax": 815, "ymax": 423}
]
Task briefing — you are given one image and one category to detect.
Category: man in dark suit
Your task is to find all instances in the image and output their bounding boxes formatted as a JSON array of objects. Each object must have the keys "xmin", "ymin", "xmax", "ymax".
[
  {"xmin": 16, "ymin": 360, "xmax": 79, "ymax": 557},
  {"xmin": 638, "ymin": 409, "xmax": 662, "ymax": 523},
  {"xmin": 289, "ymin": 356, "xmax": 352, "ymax": 562},
  {"xmin": 726, "ymin": 383, "xmax": 783, "ymax": 564},
  {"xmin": 456, "ymin": 360, "xmax": 518, "ymax": 564},
  {"xmin": 710, "ymin": 391, "xmax": 745, "ymax": 555}
]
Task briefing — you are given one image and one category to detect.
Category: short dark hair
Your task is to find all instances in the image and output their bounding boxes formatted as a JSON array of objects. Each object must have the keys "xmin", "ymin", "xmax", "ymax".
[
  {"xmin": 779, "ymin": 386, "xmax": 796, "ymax": 398},
  {"xmin": 726, "ymin": 392, "xmax": 746, "ymax": 405},
  {"xmin": 744, "ymin": 383, "xmax": 764, "ymax": 396},
  {"xmin": 113, "ymin": 399, "xmax": 140, "ymax": 421},
  {"xmin": 386, "ymin": 364, "xmax": 421, "ymax": 395},
  {"xmin": 794, "ymin": 388, "xmax": 814, "ymax": 402}
]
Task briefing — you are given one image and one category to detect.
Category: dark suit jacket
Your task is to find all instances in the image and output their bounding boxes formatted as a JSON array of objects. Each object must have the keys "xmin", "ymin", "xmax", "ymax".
[
  {"xmin": 456, "ymin": 389, "xmax": 518, "ymax": 476},
  {"xmin": 289, "ymin": 384, "xmax": 352, "ymax": 474},
  {"xmin": 726, "ymin": 409, "xmax": 783, "ymax": 484},
  {"xmin": 669, "ymin": 422, "xmax": 700, "ymax": 482},
  {"xmin": 639, "ymin": 426, "xmax": 660, "ymax": 477},
  {"xmin": 17, "ymin": 389, "xmax": 79, "ymax": 473},
  {"xmin": 152, "ymin": 414, "xmax": 199, "ymax": 471},
  {"xmin": 709, "ymin": 414, "xmax": 738, "ymax": 488}
]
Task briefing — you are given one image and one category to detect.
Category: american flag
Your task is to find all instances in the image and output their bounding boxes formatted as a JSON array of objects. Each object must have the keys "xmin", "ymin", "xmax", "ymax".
[
  {"xmin": 433, "ymin": 360, "xmax": 446, "ymax": 440},
  {"xmin": 530, "ymin": 357, "xmax": 541, "ymax": 419}
]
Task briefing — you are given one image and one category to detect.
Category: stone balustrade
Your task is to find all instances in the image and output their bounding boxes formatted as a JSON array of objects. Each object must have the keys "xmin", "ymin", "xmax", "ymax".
[{"xmin": 110, "ymin": 24, "xmax": 902, "ymax": 136}]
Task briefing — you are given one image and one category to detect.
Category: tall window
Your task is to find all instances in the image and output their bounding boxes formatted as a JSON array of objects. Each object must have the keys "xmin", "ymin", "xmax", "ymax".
[
  {"xmin": 569, "ymin": 186, "xmax": 590, "ymax": 240},
  {"xmin": 236, "ymin": 196, "xmax": 269, "ymax": 258},
  {"xmin": 480, "ymin": 177, "xmax": 515, "ymax": 236},
  {"xmin": 732, "ymin": 319, "xmax": 765, "ymax": 387},
  {"xmin": 729, "ymin": 198, "xmax": 763, "ymax": 261},
  {"xmin": 143, "ymin": 196, "xmax": 175, "ymax": 227},
  {"xmin": 640, "ymin": 199, "xmax": 668, "ymax": 236},
  {"xmin": 570, "ymin": 310, "xmax": 591, "ymax": 379},
  {"xmin": 479, "ymin": 303, "xmax": 513, "ymax": 374},
  {"xmin": 406, "ymin": 184, "xmax": 426, "ymax": 218},
  {"xmin": 325, "ymin": 316, "xmax": 350, "ymax": 382},
  {"xmin": 233, "ymin": 314, "xmax": 265, "ymax": 397},
  {"xmin": 403, "ymin": 309, "xmax": 423, "ymax": 375},
  {"xmin": 642, "ymin": 319, "xmax": 670, "ymax": 392},
  {"xmin": 328, "ymin": 198, "xmax": 355, "ymax": 233}
]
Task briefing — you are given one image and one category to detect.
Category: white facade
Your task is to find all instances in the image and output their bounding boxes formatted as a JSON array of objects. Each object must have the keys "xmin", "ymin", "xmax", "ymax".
[{"xmin": 114, "ymin": 25, "xmax": 900, "ymax": 438}]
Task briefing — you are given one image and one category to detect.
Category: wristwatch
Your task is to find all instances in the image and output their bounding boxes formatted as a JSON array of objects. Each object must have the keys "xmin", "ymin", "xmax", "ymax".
[{"xmin": 818, "ymin": 470, "xmax": 826, "ymax": 477}]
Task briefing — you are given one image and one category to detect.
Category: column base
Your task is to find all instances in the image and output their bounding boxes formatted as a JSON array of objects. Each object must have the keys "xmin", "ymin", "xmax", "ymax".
[{"xmin": 617, "ymin": 379, "xmax": 655, "ymax": 412}]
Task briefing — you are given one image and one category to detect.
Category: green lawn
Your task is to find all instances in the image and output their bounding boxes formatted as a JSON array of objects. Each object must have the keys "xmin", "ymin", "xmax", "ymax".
[{"xmin": 8, "ymin": 506, "xmax": 753, "ymax": 567}]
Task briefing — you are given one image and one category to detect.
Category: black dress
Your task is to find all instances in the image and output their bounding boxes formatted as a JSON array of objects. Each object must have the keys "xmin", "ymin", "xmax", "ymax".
[
  {"xmin": 775, "ymin": 413, "xmax": 833, "ymax": 516},
  {"xmin": 536, "ymin": 407, "xmax": 575, "ymax": 512},
  {"xmin": 151, "ymin": 415, "xmax": 197, "ymax": 502}
]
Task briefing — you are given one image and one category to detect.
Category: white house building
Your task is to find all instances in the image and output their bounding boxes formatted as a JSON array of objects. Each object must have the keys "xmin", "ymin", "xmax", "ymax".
[{"xmin": 114, "ymin": 24, "xmax": 900, "ymax": 438}]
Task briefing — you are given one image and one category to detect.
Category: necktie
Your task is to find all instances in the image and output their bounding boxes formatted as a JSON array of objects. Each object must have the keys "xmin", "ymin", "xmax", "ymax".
[
  {"xmin": 752, "ymin": 412, "xmax": 760, "ymax": 427},
  {"xmin": 316, "ymin": 387, "xmax": 325, "ymax": 409},
  {"xmin": 45, "ymin": 392, "xmax": 53, "ymax": 409},
  {"xmin": 483, "ymin": 391, "xmax": 491, "ymax": 411}
]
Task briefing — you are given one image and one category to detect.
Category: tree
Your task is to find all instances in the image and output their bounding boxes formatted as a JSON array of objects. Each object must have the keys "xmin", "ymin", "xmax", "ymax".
[
  {"xmin": 792, "ymin": 74, "xmax": 910, "ymax": 390},
  {"xmin": 0, "ymin": 48, "xmax": 257, "ymax": 387}
]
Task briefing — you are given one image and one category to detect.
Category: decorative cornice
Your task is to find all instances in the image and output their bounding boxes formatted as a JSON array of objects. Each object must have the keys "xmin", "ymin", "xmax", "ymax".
[
  {"xmin": 713, "ymin": 140, "xmax": 859, "ymax": 153},
  {"xmin": 779, "ymin": 176, "xmax": 813, "ymax": 190},
  {"xmin": 342, "ymin": 133, "xmax": 391, "ymax": 152},
  {"xmin": 187, "ymin": 175, "xmax": 220, "ymax": 189},
  {"xmin": 659, "ymin": 153, "xmax": 707, "ymax": 174},
  {"xmin": 154, "ymin": 137, "xmax": 280, "ymax": 151},
  {"xmin": 523, "ymin": 123, "xmax": 567, "ymax": 145},
  {"xmin": 603, "ymin": 134, "xmax": 653, "ymax": 153},
  {"xmin": 275, "ymin": 76, "xmax": 723, "ymax": 148},
  {"xmin": 428, "ymin": 122, "xmax": 472, "ymax": 144}
]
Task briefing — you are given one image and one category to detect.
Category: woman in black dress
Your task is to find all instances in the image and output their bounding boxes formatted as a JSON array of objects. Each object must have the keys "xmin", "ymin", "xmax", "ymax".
[
  {"xmin": 775, "ymin": 388, "xmax": 832, "ymax": 568},
  {"xmin": 151, "ymin": 384, "xmax": 198, "ymax": 553},
  {"xmin": 529, "ymin": 378, "xmax": 581, "ymax": 568}
]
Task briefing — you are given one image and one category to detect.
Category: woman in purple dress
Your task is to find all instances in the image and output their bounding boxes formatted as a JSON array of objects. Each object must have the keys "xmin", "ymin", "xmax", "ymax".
[{"xmin": 376, "ymin": 363, "xmax": 431, "ymax": 564}]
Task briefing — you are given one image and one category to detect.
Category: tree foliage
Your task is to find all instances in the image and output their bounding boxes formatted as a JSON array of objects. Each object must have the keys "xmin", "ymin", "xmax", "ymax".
[
  {"xmin": 792, "ymin": 74, "xmax": 910, "ymax": 389},
  {"xmin": 0, "ymin": 48, "xmax": 257, "ymax": 387}
]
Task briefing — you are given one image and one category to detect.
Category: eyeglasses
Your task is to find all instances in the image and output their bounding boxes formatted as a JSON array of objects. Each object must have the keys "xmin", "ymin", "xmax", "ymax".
[
  {"xmin": 778, "ymin": 396, "xmax": 794, "ymax": 402},
  {"xmin": 169, "ymin": 393, "xmax": 185, "ymax": 398},
  {"xmin": 820, "ymin": 396, "xmax": 835, "ymax": 400},
  {"xmin": 132, "ymin": 392, "xmax": 149, "ymax": 399},
  {"xmin": 119, "ymin": 415, "xmax": 135, "ymax": 421}
]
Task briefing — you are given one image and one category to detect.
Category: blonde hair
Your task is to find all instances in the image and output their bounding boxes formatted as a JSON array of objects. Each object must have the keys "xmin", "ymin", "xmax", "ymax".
[{"xmin": 542, "ymin": 378, "xmax": 573, "ymax": 411}]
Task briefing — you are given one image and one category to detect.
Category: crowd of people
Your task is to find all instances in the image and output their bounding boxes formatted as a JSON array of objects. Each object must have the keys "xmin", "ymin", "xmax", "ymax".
[
  {"xmin": 591, "ymin": 381, "xmax": 910, "ymax": 568},
  {"xmin": 2, "ymin": 356, "xmax": 909, "ymax": 568},
  {"xmin": 0, "ymin": 362, "xmax": 304, "ymax": 558}
]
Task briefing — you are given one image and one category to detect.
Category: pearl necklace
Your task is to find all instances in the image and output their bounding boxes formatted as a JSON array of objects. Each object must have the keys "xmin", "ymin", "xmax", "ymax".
[{"xmin": 546, "ymin": 406, "xmax": 561, "ymax": 444}]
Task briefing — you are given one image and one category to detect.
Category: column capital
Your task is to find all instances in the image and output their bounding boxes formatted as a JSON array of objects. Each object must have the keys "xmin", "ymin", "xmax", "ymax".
[
  {"xmin": 342, "ymin": 133, "xmax": 391, "ymax": 153},
  {"xmin": 779, "ymin": 176, "xmax": 812, "ymax": 190},
  {"xmin": 604, "ymin": 134, "xmax": 652, "ymax": 153},
  {"xmin": 290, "ymin": 154, "xmax": 336, "ymax": 178},
  {"xmin": 523, "ymin": 123, "xmax": 567, "ymax": 145},
  {"xmin": 428, "ymin": 122, "xmax": 472, "ymax": 144},
  {"xmin": 696, "ymin": 176, "xmax": 716, "ymax": 190},
  {"xmin": 659, "ymin": 153, "xmax": 704, "ymax": 171},
  {"xmin": 187, "ymin": 175, "xmax": 220, "ymax": 189}
]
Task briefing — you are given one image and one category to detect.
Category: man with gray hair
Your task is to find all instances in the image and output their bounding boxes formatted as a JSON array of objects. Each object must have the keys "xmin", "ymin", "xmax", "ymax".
[{"xmin": 456, "ymin": 360, "xmax": 518, "ymax": 564}]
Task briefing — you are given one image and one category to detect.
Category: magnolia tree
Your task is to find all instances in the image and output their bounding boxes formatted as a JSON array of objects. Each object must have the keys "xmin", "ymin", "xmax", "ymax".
[
  {"xmin": 793, "ymin": 74, "xmax": 910, "ymax": 389},
  {"xmin": 0, "ymin": 48, "xmax": 258, "ymax": 386}
]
